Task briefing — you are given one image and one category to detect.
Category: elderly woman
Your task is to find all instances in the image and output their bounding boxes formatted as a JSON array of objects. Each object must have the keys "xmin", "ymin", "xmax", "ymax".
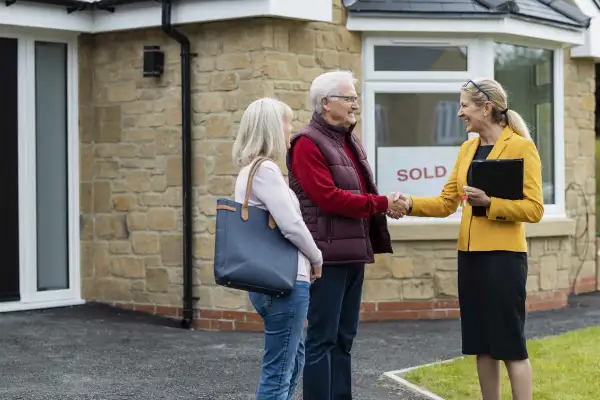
[
  {"xmin": 232, "ymin": 97, "xmax": 323, "ymax": 400},
  {"xmin": 402, "ymin": 78, "xmax": 543, "ymax": 400}
]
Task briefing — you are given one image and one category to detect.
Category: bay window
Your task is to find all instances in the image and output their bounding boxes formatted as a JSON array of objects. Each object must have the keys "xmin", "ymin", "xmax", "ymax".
[{"xmin": 363, "ymin": 37, "xmax": 565, "ymax": 221}]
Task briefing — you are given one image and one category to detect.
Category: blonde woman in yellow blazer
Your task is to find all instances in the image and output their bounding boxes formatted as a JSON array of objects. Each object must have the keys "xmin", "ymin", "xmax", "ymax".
[{"xmin": 402, "ymin": 78, "xmax": 543, "ymax": 400}]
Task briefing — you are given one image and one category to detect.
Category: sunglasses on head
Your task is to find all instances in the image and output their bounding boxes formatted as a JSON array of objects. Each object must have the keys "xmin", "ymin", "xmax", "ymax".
[{"xmin": 463, "ymin": 79, "xmax": 491, "ymax": 101}]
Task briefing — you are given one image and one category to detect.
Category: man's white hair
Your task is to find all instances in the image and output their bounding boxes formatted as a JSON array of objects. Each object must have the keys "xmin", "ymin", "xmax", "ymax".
[
  {"xmin": 232, "ymin": 97, "xmax": 288, "ymax": 166},
  {"xmin": 309, "ymin": 70, "xmax": 357, "ymax": 114}
]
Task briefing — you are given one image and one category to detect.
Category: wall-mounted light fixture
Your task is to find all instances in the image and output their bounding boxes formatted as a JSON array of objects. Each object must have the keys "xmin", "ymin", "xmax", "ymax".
[{"xmin": 143, "ymin": 45, "xmax": 164, "ymax": 78}]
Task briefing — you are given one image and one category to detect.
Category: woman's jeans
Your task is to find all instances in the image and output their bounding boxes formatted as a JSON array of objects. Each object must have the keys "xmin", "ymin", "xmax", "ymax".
[{"xmin": 249, "ymin": 280, "xmax": 310, "ymax": 400}]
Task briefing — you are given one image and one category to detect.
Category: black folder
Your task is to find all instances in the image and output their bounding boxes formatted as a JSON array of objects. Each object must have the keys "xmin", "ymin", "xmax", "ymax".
[{"xmin": 470, "ymin": 158, "xmax": 524, "ymax": 217}]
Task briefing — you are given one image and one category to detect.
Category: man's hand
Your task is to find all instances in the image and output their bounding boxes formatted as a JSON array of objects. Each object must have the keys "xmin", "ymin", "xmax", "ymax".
[
  {"xmin": 386, "ymin": 192, "xmax": 409, "ymax": 219},
  {"xmin": 310, "ymin": 263, "xmax": 322, "ymax": 282},
  {"xmin": 463, "ymin": 186, "xmax": 491, "ymax": 207}
]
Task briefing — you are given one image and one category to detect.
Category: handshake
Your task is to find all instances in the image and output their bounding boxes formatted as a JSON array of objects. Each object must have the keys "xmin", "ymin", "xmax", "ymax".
[{"xmin": 385, "ymin": 192, "xmax": 412, "ymax": 220}]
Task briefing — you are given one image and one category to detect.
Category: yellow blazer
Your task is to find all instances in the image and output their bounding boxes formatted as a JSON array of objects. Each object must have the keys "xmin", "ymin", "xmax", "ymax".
[{"xmin": 409, "ymin": 126, "xmax": 544, "ymax": 252}]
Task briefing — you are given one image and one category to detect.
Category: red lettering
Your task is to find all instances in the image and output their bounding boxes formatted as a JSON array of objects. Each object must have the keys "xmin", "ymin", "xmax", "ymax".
[
  {"xmin": 396, "ymin": 165, "xmax": 448, "ymax": 182},
  {"xmin": 409, "ymin": 168, "xmax": 422, "ymax": 180},
  {"xmin": 435, "ymin": 165, "xmax": 447, "ymax": 178},
  {"xmin": 397, "ymin": 169, "xmax": 408, "ymax": 182}
]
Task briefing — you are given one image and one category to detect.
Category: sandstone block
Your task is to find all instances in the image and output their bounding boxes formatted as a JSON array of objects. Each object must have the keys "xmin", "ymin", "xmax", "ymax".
[
  {"xmin": 390, "ymin": 257, "xmax": 413, "ymax": 278},
  {"xmin": 111, "ymin": 256, "xmax": 145, "ymax": 278},
  {"xmin": 166, "ymin": 157, "xmax": 182, "ymax": 186},
  {"xmin": 112, "ymin": 194, "xmax": 137, "ymax": 211},
  {"xmin": 132, "ymin": 232, "xmax": 160, "ymax": 255},
  {"xmin": 435, "ymin": 271, "xmax": 458, "ymax": 297},
  {"xmin": 216, "ymin": 53, "xmax": 250, "ymax": 70},
  {"xmin": 526, "ymin": 275, "xmax": 540, "ymax": 292},
  {"xmin": 95, "ymin": 161, "xmax": 120, "ymax": 179},
  {"xmin": 160, "ymin": 234, "xmax": 183, "ymax": 265},
  {"xmin": 366, "ymin": 254, "xmax": 391, "ymax": 279},
  {"xmin": 80, "ymin": 242, "xmax": 94, "ymax": 279},
  {"xmin": 539, "ymin": 254, "xmax": 558, "ymax": 290},
  {"xmin": 93, "ymin": 242, "xmax": 110, "ymax": 278},
  {"xmin": 209, "ymin": 72, "xmax": 239, "ymax": 91},
  {"xmin": 192, "ymin": 157, "xmax": 208, "ymax": 186},
  {"xmin": 110, "ymin": 241, "xmax": 131, "ymax": 254},
  {"xmin": 194, "ymin": 235, "xmax": 216, "ymax": 260},
  {"xmin": 125, "ymin": 171, "xmax": 151, "ymax": 192},
  {"xmin": 362, "ymin": 280, "xmax": 403, "ymax": 302},
  {"xmin": 80, "ymin": 183, "xmax": 93, "ymax": 213},
  {"xmin": 107, "ymin": 81, "xmax": 136, "ymax": 103},
  {"xmin": 146, "ymin": 268, "xmax": 169, "ymax": 293},
  {"xmin": 402, "ymin": 279, "xmax": 435, "ymax": 300},
  {"xmin": 126, "ymin": 212, "xmax": 147, "ymax": 231},
  {"xmin": 95, "ymin": 279, "xmax": 133, "ymax": 302},
  {"xmin": 148, "ymin": 208, "xmax": 177, "ymax": 231},
  {"xmin": 289, "ymin": 27, "xmax": 315, "ymax": 55},
  {"xmin": 95, "ymin": 215, "xmax": 128, "ymax": 240},
  {"xmin": 95, "ymin": 106, "xmax": 122, "ymax": 143},
  {"xmin": 208, "ymin": 177, "xmax": 235, "ymax": 195}
]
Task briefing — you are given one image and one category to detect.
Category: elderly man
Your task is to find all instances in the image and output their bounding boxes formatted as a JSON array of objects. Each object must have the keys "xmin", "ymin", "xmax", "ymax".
[{"xmin": 286, "ymin": 70, "xmax": 407, "ymax": 399}]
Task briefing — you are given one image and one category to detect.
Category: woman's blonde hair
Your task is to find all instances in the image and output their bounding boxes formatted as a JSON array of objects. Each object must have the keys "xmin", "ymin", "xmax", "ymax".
[
  {"xmin": 461, "ymin": 78, "xmax": 531, "ymax": 140},
  {"xmin": 232, "ymin": 98, "xmax": 290, "ymax": 166}
]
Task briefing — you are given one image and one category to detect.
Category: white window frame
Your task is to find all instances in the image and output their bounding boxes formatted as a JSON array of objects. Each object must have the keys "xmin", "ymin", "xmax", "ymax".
[
  {"xmin": 0, "ymin": 28, "xmax": 82, "ymax": 312},
  {"xmin": 362, "ymin": 36, "xmax": 566, "ymax": 224}
]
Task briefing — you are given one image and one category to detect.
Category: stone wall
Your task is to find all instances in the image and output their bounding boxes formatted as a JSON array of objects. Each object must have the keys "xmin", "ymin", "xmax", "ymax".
[
  {"xmin": 79, "ymin": 0, "xmax": 362, "ymax": 328},
  {"xmin": 563, "ymin": 52, "xmax": 597, "ymax": 292},
  {"xmin": 79, "ymin": 1, "xmax": 596, "ymax": 331}
]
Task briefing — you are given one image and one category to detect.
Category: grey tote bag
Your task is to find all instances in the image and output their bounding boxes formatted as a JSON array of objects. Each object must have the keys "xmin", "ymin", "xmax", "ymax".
[{"xmin": 213, "ymin": 157, "xmax": 299, "ymax": 297}]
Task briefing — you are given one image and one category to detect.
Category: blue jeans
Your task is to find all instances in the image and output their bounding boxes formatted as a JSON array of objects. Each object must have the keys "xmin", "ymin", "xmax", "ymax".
[{"xmin": 249, "ymin": 280, "xmax": 310, "ymax": 400}]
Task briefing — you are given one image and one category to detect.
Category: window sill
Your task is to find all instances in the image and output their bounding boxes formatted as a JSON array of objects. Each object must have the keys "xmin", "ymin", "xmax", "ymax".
[{"xmin": 388, "ymin": 216, "xmax": 576, "ymax": 242}]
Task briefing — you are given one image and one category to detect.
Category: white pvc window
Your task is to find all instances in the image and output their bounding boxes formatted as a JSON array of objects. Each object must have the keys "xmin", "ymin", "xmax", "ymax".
[{"xmin": 363, "ymin": 36, "xmax": 565, "ymax": 223}]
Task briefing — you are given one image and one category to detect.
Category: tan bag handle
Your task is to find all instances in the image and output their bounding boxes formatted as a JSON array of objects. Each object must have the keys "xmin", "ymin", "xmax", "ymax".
[{"xmin": 241, "ymin": 157, "xmax": 276, "ymax": 229}]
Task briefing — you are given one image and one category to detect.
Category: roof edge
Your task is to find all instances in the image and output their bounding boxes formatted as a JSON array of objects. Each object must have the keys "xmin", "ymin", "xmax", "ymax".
[
  {"xmin": 474, "ymin": 0, "xmax": 519, "ymax": 13},
  {"xmin": 346, "ymin": 0, "xmax": 591, "ymax": 29},
  {"xmin": 538, "ymin": 0, "xmax": 591, "ymax": 28}
]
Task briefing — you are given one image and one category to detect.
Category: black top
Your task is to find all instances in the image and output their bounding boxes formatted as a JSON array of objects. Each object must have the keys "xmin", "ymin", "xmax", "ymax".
[{"xmin": 467, "ymin": 145, "xmax": 493, "ymax": 217}]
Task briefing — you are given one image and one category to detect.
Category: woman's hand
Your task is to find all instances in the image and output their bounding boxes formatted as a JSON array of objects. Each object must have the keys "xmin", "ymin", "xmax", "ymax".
[
  {"xmin": 310, "ymin": 263, "xmax": 322, "ymax": 282},
  {"xmin": 463, "ymin": 186, "xmax": 491, "ymax": 207}
]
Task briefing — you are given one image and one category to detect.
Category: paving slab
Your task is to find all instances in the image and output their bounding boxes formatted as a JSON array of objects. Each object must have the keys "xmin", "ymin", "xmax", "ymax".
[{"xmin": 0, "ymin": 292, "xmax": 597, "ymax": 400}]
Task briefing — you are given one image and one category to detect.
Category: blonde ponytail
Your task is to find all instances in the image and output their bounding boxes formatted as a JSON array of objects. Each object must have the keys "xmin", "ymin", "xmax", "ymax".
[
  {"xmin": 462, "ymin": 78, "xmax": 533, "ymax": 141},
  {"xmin": 506, "ymin": 109, "xmax": 531, "ymax": 140}
]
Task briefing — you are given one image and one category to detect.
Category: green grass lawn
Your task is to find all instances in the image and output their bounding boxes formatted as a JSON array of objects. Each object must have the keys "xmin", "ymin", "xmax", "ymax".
[{"xmin": 401, "ymin": 326, "xmax": 600, "ymax": 400}]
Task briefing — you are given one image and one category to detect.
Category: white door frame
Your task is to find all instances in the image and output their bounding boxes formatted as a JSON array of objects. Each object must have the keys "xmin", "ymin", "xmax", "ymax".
[{"xmin": 0, "ymin": 28, "xmax": 82, "ymax": 312}]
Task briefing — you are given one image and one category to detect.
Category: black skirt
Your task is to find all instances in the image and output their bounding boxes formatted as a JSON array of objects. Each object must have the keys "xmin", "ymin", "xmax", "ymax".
[{"xmin": 457, "ymin": 250, "xmax": 529, "ymax": 360}]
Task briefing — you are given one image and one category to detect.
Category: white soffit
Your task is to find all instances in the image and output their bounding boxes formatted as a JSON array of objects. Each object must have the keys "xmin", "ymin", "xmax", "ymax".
[
  {"xmin": 571, "ymin": 0, "xmax": 600, "ymax": 59},
  {"xmin": 346, "ymin": 15, "xmax": 586, "ymax": 47},
  {"xmin": 0, "ymin": 0, "xmax": 332, "ymax": 33},
  {"xmin": 0, "ymin": 2, "xmax": 92, "ymax": 32}
]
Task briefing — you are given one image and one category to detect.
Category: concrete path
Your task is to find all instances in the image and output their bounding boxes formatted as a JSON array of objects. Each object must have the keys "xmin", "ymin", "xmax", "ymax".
[{"xmin": 0, "ymin": 292, "xmax": 598, "ymax": 400}]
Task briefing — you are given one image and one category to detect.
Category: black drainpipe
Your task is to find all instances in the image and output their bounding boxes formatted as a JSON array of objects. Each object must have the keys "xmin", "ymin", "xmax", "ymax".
[{"xmin": 161, "ymin": 0, "xmax": 195, "ymax": 329}]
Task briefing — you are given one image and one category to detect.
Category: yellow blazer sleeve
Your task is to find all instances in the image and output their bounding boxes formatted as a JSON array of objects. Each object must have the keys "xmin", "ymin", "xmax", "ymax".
[
  {"xmin": 487, "ymin": 140, "xmax": 544, "ymax": 223},
  {"xmin": 409, "ymin": 146, "xmax": 462, "ymax": 218}
]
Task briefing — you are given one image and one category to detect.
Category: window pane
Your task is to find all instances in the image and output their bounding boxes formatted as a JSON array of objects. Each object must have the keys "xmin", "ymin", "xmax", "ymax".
[
  {"xmin": 374, "ymin": 46, "xmax": 468, "ymax": 72},
  {"xmin": 374, "ymin": 93, "xmax": 466, "ymax": 201},
  {"xmin": 494, "ymin": 43, "xmax": 554, "ymax": 204},
  {"xmin": 375, "ymin": 93, "xmax": 467, "ymax": 147},
  {"xmin": 35, "ymin": 42, "xmax": 69, "ymax": 291}
]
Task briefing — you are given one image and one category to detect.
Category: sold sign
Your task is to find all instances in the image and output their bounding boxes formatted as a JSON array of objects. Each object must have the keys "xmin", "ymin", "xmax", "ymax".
[
  {"xmin": 397, "ymin": 165, "xmax": 447, "ymax": 182},
  {"xmin": 376, "ymin": 146, "xmax": 460, "ymax": 198}
]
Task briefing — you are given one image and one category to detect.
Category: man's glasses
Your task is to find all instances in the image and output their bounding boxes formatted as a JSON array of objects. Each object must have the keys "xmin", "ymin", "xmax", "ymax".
[
  {"xmin": 328, "ymin": 95, "xmax": 359, "ymax": 104},
  {"xmin": 463, "ymin": 79, "xmax": 491, "ymax": 101}
]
